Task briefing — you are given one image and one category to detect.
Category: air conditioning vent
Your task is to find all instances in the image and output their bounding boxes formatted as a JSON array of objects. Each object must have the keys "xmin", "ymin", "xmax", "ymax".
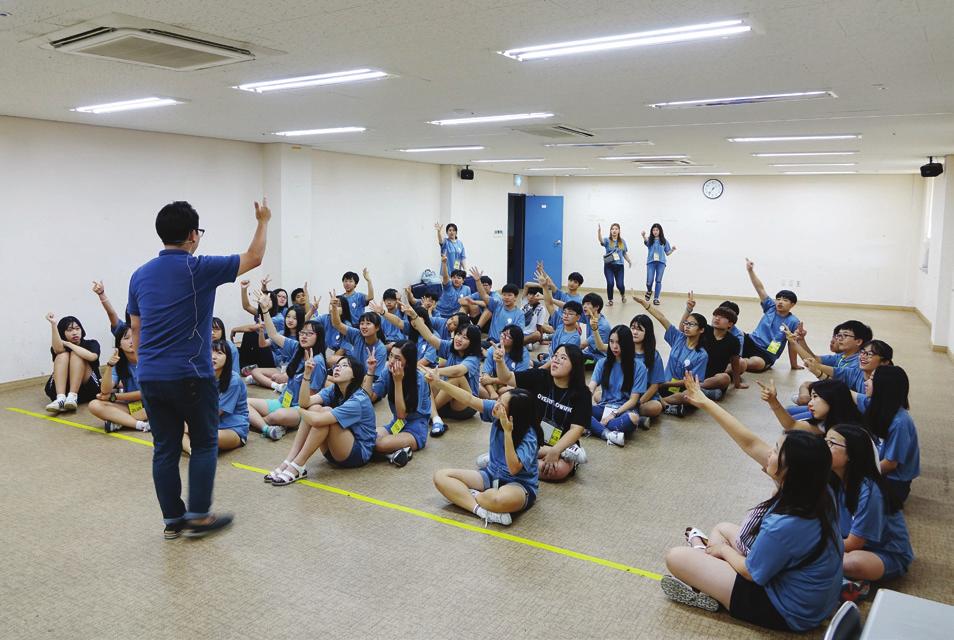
[
  {"xmin": 513, "ymin": 123, "xmax": 594, "ymax": 139},
  {"xmin": 41, "ymin": 15, "xmax": 261, "ymax": 71}
]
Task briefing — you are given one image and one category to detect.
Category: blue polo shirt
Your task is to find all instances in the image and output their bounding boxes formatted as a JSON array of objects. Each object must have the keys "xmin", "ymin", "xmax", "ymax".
[
  {"xmin": 749, "ymin": 297, "xmax": 800, "ymax": 356},
  {"xmin": 645, "ymin": 238, "xmax": 672, "ymax": 264},
  {"xmin": 663, "ymin": 325, "xmax": 709, "ymax": 385},
  {"xmin": 128, "ymin": 250, "xmax": 239, "ymax": 381}
]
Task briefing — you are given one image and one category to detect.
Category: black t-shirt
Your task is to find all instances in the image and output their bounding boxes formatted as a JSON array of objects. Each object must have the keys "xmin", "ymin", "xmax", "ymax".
[
  {"xmin": 701, "ymin": 328, "xmax": 737, "ymax": 377},
  {"xmin": 514, "ymin": 369, "xmax": 592, "ymax": 446},
  {"xmin": 50, "ymin": 339, "xmax": 102, "ymax": 382}
]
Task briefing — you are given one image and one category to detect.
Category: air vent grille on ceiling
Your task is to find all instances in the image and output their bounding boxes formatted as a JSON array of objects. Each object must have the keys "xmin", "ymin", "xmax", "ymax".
[
  {"xmin": 49, "ymin": 27, "xmax": 254, "ymax": 71},
  {"xmin": 513, "ymin": 124, "xmax": 594, "ymax": 138}
]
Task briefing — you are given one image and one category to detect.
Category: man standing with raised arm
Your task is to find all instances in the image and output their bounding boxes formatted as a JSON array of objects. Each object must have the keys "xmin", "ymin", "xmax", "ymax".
[{"xmin": 129, "ymin": 199, "xmax": 271, "ymax": 540}]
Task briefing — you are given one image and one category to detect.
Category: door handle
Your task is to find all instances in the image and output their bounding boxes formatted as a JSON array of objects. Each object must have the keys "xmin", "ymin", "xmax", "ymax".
[{"xmin": 554, "ymin": 240, "xmax": 562, "ymax": 246}]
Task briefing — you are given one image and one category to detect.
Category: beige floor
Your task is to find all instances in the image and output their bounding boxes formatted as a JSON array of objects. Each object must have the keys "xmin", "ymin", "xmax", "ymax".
[{"xmin": 3, "ymin": 294, "xmax": 952, "ymax": 639}]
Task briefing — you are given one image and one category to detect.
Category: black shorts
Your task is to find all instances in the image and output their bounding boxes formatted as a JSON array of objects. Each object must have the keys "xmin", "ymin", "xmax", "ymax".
[
  {"xmin": 729, "ymin": 574, "xmax": 790, "ymax": 632},
  {"xmin": 741, "ymin": 334, "xmax": 778, "ymax": 367},
  {"xmin": 438, "ymin": 404, "xmax": 477, "ymax": 420},
  {"xmin": 45, "ymin": 374, "xmax": 99, "ymax": 403}
]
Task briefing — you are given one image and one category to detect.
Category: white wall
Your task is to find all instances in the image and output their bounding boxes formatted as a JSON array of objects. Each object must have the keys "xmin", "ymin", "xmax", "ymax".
[
  {"xmin": 1, "ymin": 116, "xmax": 265, "ymax": 384},
  {"xmin": 530, "ymin": 175, "xmax": 921, "ymax": 307}
]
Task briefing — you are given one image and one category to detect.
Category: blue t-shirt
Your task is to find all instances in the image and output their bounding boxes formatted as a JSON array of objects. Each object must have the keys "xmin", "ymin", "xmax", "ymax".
[
  {"xmin": 479, "ymin": 400, "xmax": 539, "ymax": 497},
  {"xmin": 550, "ymin": 289, "xmax": 583, "ymax": 326},
  {"xmin": 482, "ymin": 347, "xmax": 531, "ymax": 376},
  {"xmin": 436, "ymin": 282, "xmax": 472, "ymax": 317},
  {"xmin": 315, "ymin": 313, "xmax": 346, "ymax": 352},
  {"xmin": 278, "ymin": 337, "xmax": 326, "ymax": 408},
  {"xmin": 415, "ymin": 337, "xmax": 438, "ymax": 365},
  {"xmin": 342, "ymin": 291, "xmax": 368, "ymax": 316},
  {"xmin": 644, "ymin": 238, "xmax": 672, "ymax": 264},
  {"xmin": 549, "ymin": 322, "xmax": 584, "ymax": 356},
  {"xmin": 749, "ymin": 297, "xmax": 800, "ymax": 356},
  {"xmin": 341, "ymin": 327, "xmax": 388, "ymax": 381},
  {"xmin": 111, "ymin": 361, "xmax": 140, "ymax": 393},
  {"xmin": 227, "ymin": 341, "xmax": 240, "ymax": 376},
  {"xmin": 128, "ymin": 250, "xmax": 239, "ymax": 381},
  {"xmin": 663, "ymin": 325, "xmax": 708, "ymax": 385},
  {"xmin": 831, "ymin": 353, "xmax": 865, "ymax": 393},
  {"xmin": 381, "ymin": 309, "xmax": 407, "ymax": 342},
  {"xmin": 839, "ymin": 480, "xmax": 914, "ymax": 571},
  {"xmin": 601, "ymin": 238, "xmax": 628, "ymax": 265},
  {"xmin": 636, "ymin": 350, "xmax": 666, "ymax": 386},
  {"xmin": 486, "ymin": 297, "xmax": 523, "ymax": 342},
  {"xmin": 218, "ymin": 374, "xmax": 249, "ymax": 439},
  {"xmin": 592, "ymin": 357, "xmax": 649, "ymax": 406},
  {"xmin": 372, "ymin": 368, "xmax": 432, "ymax": 426},
  {"xmin": 440, "ymin": 238, "xmax": 466, "ymax": 270},
  {"xmin": 584, "ymin": 315, "xmax": 612, "ymax": 360},
  {"xmin": 745, "ymin": 510, "xmax": 843, "ymax": 632},
  {"xmin": 430, "ymin": 315, "xmax": 453, "ymax": 341},
  {"xmin": 437, "ymin": 339, "xmax": 481, "ymax": 396},
  {"xmin": 318, "ymin": 386, "xmax": 376, "ymax": 463},
  {"xmin": 856, "ymin": 396, "xmax": 920, "ymax": 482}
]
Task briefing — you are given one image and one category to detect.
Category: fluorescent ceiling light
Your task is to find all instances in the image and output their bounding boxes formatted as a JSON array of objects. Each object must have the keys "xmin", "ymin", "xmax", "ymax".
[
  {"xmin": 649, "ymin": 90, "xmax": 836, "ymax": 109},
  {"xmin": 782, "ymin": 171, "xmax": 857, "ymax": 175},
  {"xmin": 769, "ymin": 162, "xmax": 857, "ymax": 167},
  {"xmin": 674, "ymin": 172, "xmax": 732, "ymax": 175},
  {"xmin": 500, "ymin": 19, "xmax": 750, "ymax": 61},
  {"xmin": 235, "ymin": 69, "xmax": 388, "ymax": 93},
  {"xmin": 272, "ymin": 127, "xmax": 366, "ymax": 137},
  {"xmin": 544, "ymin": 141, "xmax": 652, "ymax": 148},
  {"xmin": 600, "ymin": 155, "xmax": 688, "ymax": 161},
  {"xmin": 428, "ymin": 112, "xmax": 553, "ymax": 126},
  {"xmin": 71, "ymin": 97, "xmax": 183, "ymax": 114},
  {"xmin": 753, "ymin": 151, "xmax": 856, "ymax": 157},
  {"xmin": 399, "ymin": 146, "xmax": 485, "ymax": 153},
  {"xmin": 728, "ymin": 134, "xmax": 860, "ymax": 142},
  {"xmin": 526, "ymin": 167, "xmax": 587, "ymax": 171},
  {"xmin": 471, "ymin": 158, "xmax": 544, "ymax": 163},
  {"xmin": 636, "ymin": 165, "xmax": 680, "ymax": 169},
  {"xmin": 584, "ymin": 173, "xmax": 627, "ymax": 177}
]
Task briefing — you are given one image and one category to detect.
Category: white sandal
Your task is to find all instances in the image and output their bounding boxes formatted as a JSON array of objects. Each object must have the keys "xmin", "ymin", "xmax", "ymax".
[
  {"xmin": 271, "ymin": 461, "xmax": 307, "ymax": 486},
  {"xmin": 264, "ymin": 460, "xmax": 292, "ymax": 483},
  {"xmin": 684, "ymin": 526, "xmax": 709, "ymax": 550}
]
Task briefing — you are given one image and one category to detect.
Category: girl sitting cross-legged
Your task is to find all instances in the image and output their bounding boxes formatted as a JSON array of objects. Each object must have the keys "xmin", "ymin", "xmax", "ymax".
[{"xmin": 88, "ymin": 327, "xmax": 151, "ymax": 433}]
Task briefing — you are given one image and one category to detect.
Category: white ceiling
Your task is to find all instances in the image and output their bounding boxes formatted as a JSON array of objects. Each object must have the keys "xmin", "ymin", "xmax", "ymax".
[{"xmin": 2, "ymin": 0, "xmax": 953, "ymax": 175}]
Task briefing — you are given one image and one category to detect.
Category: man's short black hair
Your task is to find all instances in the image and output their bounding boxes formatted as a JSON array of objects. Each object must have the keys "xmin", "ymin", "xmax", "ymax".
[
  {"xmin": 841, "ymin": 320, "xmax": 873, "ymax": 344},
  {"xmin": 422, "ymin": 290, "xmax": 440, "ymax": 301},
  {"xmin": 712, "ymin": 306, "xmax": 738, "ymax": 325},
  {"xmin": 776, "ymin": 290, "xmax": 798, "ymax": 304},
  {"xmin": 501, "ymin": 283, "xmax": 520, "ymax": 295},
  {"xmin": 527, "ymin": 286, "xmax": 543, "ymax": 296},
  {"xmin": 582, "ymin": 292, "xmax": 604, "ymax": 313},
  {"xmin": 479, "ymin": 275, "xmax": 492, "ymax": 286},
  {"xmin": 563, "ymin": 301, "xmax": 584, "ymax": 316},
  {"xmin": 342, "ymin": 271, "xmax": 360, "ymax": 284},
  {"xmin": 568, "ymin": 272, "xmax": 584, "ymax": 285},
  {"xmin": 156, "ymin": 201, "xmax": 199, "ymax": 244},
  {"xmin": 383, "ymin": 288, "xmax": 398, "ymax": 301},
  {"xmin": 451, "ymin": 269, "xmax": 467, "ymax": 279},
  {"xmin": 719, "ymin": 300, "xmax": 740, "ymax": 316}
]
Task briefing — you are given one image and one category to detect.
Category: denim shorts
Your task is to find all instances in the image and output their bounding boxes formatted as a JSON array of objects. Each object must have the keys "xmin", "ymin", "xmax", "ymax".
[{"xmin": 478, "ymin": 469, "xmax": 536, "ymax": 511}]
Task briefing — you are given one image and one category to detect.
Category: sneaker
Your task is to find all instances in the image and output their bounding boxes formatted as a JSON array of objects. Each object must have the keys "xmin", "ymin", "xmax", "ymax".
[
  {"xmin": 475, "ymin": 452, "xmax": 490, "ymax": 469},
  {"xmin": 104, "ymin": 421, "xmax": 121, "ymax": 434},
  {"xmin": 560, "ymin": 443, "xmax": 588, "ymax": 465},
  {"xmin": 135, "ymin": 421, "xmax": 151, "ymax": 432},
  {"xmin": 262, "ymin": 425, "xmax": 286, "ymax": 441},
  {"xmin": 840, "ymin": 578, "xmax": 871, "ymax": 603},
  {"xmin": 63, "ymin": 396, "xmax": 78, "ymax": 411},
  {"xmin": 702, "ymin": 388, "xmax": 724, "ymax": 401},
  {"xmin": 163, "ymin": 520, "xmax": 184, "ymax": 541},
  {"xmin": 605, "ymin": 431, "xmax": 625, "ymax": 447},
  {"xmin": 274, "ymin": 383, "xmax": 287, "ymax": 394},
  {"xmin": 663, "ymin": 404, "xmax": 685, "ymax": 417},
  {"xmin": 240, "ymin": 365, "xmax": 258, "ymax": 377},
  {"xmin": 244, "ymin": 375, "xmax": 254, "ymax": 385},
  {"xmin": 45, "ymin": 399, "xmax": 65, "ymax": 414},
  {"xmin": 636, "ymin": 416, "xmax": 651, "ymax": 430},
  {"xmin": 430, "ymin": 419, "xmax": 447, "ymax": 437},
  {"xmin": 388, "ymin": 447, "xmax": 413, "ymax": 468},
  {"xmin": 183, "ymin": 512, "xmax": 234, "ymax": 539},
  {"xmin": 660, "ymin": 575, "xmax": 720, "ymax": 612},
  {"xmin": 475, "ymin": 506, "xmax": 512, "ymax": 527}
]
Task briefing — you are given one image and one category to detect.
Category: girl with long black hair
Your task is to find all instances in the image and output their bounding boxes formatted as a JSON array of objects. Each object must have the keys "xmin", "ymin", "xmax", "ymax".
[
  {"xmin": 364, "ymin": 340, "xmax": 432, "ymax": 467},
  {"xmin": 630, "ymin": 314, "xmax": 665, "ymax": 428},
  {"xmin": 182, "ymin": 340, "xmax": 248, "ymax": 454},
  {"xmin": 587, "ymin": 325, "xmax": 647, "ymax": 447},
  {"xmin": 88, "ymin": 326, "xmax": 150, "ymax": 433},
  {"xmin": 479, "ymin": 324, "xmax": 530, "ymax": 399},
  {"xmin": 661, "ymin": 373, "xmax": 843, "ymax": 633},
  {"xmin": 44, "ymin": 313, "xmax": 101, "ymax": 413},
  {"xmin": 760, "ymin": 378, "xmax": 863, "ymax": 434},
  {"xmin": 642, "ymin": 223, "xmax": 676, "ymax": 305}
]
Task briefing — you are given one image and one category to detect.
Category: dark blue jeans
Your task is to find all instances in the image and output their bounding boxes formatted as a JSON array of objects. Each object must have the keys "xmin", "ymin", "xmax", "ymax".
[
  {"xmin": 603, "ymin": 263, "xmax": 625, "ymax": 301},
  {"xmin": 140, "ymin": 378, "xmax": 219, "ymax": 524},
  {"xmin": 646, "ymin": 261, "xmax": 666, "ymax": 299}
]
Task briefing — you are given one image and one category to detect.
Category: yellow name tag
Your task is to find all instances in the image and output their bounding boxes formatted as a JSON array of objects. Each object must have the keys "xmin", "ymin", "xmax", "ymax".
[
  {"xmin": 541, "ymin": 420, "xmax": 563, "ymax": 446},
  {"xmin": 667, "ymin": 377, "xmax": 681, "ymax": 394},
  {"xmin": 767, "ymin": 340, "xmax": 782, "ymax": 355},
  {"xmin": 281, "ymin": 391, "xmax": 294, "ymax": 408},
  {"xmin": 611, "ymin": 252, "xmax": 620, "ymax": 261},
  {"xmin": 453, "ymin": 260, "xmax": 461, "ymax": 270},
  {"xmin": 653, "ymin": 252, "xmax": 660, "ymax": 262},
  {"xmin": 128, "ymin": 400, "xmax": 144, "ymax": 414},
  {"xmin": 390, "ymin": 419, "xmax": 405, "ymax": 434}
]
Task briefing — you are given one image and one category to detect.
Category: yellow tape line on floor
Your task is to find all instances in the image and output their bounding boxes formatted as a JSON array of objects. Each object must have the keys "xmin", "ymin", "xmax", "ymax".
[{"xmin": 7, "ymin": 406, "xmax": 662, "ymax": 581}]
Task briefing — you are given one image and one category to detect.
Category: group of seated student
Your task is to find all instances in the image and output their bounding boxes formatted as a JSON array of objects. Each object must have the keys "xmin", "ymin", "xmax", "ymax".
[{"xmin": 46, "ymin": 232, "xmax": 926, "ymax": 632}]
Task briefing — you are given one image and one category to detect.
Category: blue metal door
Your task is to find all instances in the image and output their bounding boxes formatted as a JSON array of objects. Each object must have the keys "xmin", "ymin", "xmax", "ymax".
[{"xmin": 523, "ymin": 195, "xmax": 564, "ymax": 285}]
